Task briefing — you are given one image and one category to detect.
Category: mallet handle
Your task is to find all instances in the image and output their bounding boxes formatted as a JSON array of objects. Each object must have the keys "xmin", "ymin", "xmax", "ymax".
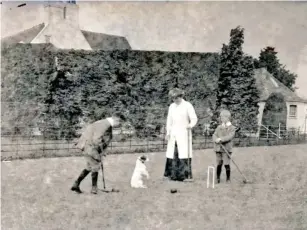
[
  {"xmin": 220, "ymin": 144, "xmax": 248, "ymax": 182},
  {"xmin": 100, "ymin": 158, "xmax": 106, "ymax": 189}
]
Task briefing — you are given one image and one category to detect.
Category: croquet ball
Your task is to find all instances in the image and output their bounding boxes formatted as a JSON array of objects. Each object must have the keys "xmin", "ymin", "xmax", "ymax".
[{"xmin": 170, "ymin": 189, "xmax": 178, "ymax": 193}]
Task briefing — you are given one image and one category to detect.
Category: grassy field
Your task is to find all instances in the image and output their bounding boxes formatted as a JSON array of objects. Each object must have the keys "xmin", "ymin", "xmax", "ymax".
[{"xmin": 1, "ymin": 144, "xmax": 307, "ymax": 230}]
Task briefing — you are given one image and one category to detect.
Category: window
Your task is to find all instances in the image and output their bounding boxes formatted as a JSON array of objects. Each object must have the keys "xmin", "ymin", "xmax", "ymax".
[{"xmin": 289, "ymin": 105, "xmax": 297, "ymax": 118}]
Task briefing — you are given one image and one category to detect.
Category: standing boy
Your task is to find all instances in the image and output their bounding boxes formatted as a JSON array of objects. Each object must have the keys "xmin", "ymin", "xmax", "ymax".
[
  {"xmin": 71, "ymin": 112, "xmax": 125, "ymax": 194},
  {"xmin": 212, "ymin": 110, "xmax": 236, "ymax": 183}
]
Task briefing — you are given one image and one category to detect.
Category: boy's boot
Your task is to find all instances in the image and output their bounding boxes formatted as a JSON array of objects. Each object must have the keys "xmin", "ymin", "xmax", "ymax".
[
  {"xmin": 71, "ymin": 169, "xmax": 90, "ymax": 193},
  {"xmin": 216, "ymin": 164, "xmax": 222, "ymax": 183},
  {"xmin": 225, "ymin": 165, "xmax": 231, "ymax": 183},
  {"xmin": 91, "ymin": 172, "xmax": 99, "ymax": 194}
]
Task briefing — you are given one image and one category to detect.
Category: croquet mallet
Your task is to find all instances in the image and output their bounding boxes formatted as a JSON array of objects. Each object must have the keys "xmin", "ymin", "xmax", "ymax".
[
  {"xmin": 99, "ymin": 155, "xmax": 120, "ymax": 193},
  {"xmin": 220, "ymin": 144, "xmax": 250, "ymax": 184},
  {"xmin": 184, "ymin": 128, "xmax": 194, "ymax": 182}
]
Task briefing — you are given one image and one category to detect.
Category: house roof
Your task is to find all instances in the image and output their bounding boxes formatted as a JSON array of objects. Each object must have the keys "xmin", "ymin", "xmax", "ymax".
[
  {"xmin": 254, "ymin": 68, "xmax": 307, "ymax": 103},
  {"xmin": 81, "ymin": 30, "xmax": 131, "ymax": 50},
  {"xmin": 1, "ymin": 24, "xmax": 131, "ymax": 51},
  {"xmin": 1, "ymin": 23, "xmax": 46, "ymax": 49}
]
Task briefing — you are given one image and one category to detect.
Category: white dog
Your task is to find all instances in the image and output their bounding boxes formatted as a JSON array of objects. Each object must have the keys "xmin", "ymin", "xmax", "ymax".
[{"xmin": 130, "ymin": 155, "xmax": 149, "ymax": 188}]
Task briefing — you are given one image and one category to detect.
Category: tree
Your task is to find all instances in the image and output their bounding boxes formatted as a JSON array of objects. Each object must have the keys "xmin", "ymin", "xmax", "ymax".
[
  {"xmin": 258, "ymin": 46, "xmax": 297, "ymax": 90},
  {"xmin": 212, "ymin": 26, "xmax": 260, "ymax": 132},
  {"xmin": 276, "ymin": 66, "xmax": 297, "ymax": 91},
  {"xmin": 259, "ymin": 46, "xmax": 281, "ymax": 76},
  {"xmin": 235, "ymin": 55, "xmax": 260, "ymax": 130}
]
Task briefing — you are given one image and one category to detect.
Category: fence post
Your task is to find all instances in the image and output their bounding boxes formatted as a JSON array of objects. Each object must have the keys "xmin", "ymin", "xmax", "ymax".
[
  {"xmin": 304, "ymin": 115, "xmax": 307, "ymax": 141},
  {"xmin": 305, "ymin": 125, "xmax": 307, "ymax": 142},
  {"xmin": 43, "ymin": 128, "xmax": 45, "ymax": 157},
  {"xmin": 16, "ymin": 130, "xmax": 19, "ymax": 159},
  {"xmin": 146, "ymin": 129, "xmax": 149, "ymax": 152},
  {"xmin": 204, "ymin": 132, "xmax": 207, "ymax": 149},
  {"xmin": 129, "ymin": 127, "xmax": 132, "ymax": 150},
  {"xmin": 67, "ymin": 132, "xmax": 70, "ymax": 156},
  {"xmin": 162, "ymin": 127, "xmax": 165, "ymax": 150},
  {"xmin": 266, "ymin": 126, "xmax": 269, "ymax": 139}
]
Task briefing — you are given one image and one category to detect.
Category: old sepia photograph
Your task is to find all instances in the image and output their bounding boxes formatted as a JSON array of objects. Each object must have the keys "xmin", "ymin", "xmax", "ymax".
[{"xmin": 1, "ymin": 0, "xmax": 307, "ymax": 229}]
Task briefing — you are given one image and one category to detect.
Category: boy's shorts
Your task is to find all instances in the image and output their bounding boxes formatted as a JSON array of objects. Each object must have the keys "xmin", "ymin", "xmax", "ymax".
[
  {"xmin": 85, "ymin": 156, "xmax": 101, "ymax": 172},
  {"xmin": 216, "ymin": 151, "xmax": 232, "ymax": 165}
]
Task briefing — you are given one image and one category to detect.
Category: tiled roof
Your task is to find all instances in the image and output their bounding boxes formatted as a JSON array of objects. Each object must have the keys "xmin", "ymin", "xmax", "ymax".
[
  {"xmin": 81, "ymin": 30, "xmax": 131, "ymax": 50},
  {"xmin": 254, "ymin": 68, "xmax": 307, "ymax": 103},
  {"xmin": 1, "ymin": 24, "xmax": 131, "ymax": 51},
  {"xmin": 1, "ymin": 23, "xmax": 45, "ymax": 49}
]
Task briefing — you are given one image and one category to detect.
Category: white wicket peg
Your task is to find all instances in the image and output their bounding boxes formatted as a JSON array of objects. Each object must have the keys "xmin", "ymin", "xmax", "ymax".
[{"xmin": 207, "ymin": 166, "xmax": 215, "ymax": 188}]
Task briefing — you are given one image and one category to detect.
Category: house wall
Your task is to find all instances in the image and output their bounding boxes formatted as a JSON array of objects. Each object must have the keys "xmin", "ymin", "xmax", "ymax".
[
  {"xmin": 286, "ymin": 101, "xmax": 307, "ymax": 133},
  {"xmin": 257, "ymin": 102, "xmax": 266, "ymax": 126},
  {"xmin": 31, "ymin": 3, "xmax": 91, "ymax": 50},
  {"xmin": 256, "ymin": 101, "xmax": 266, "ymax": 137},
  {"xmin": 255, "ymin": 100, "xmax": 307, "ymax": 135}
]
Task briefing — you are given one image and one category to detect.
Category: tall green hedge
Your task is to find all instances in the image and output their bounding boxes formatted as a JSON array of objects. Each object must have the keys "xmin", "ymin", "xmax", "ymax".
[
  {"xmin": 1, "ymin": 44, "xmax": 219, "ymax": 138},
  {"xmin": 1, "ymin": 44, "xmax": 56, "ymax": 135}
]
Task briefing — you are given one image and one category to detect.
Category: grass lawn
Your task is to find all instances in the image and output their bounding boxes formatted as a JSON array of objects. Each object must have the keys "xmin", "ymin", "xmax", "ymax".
[{"xmin": 1, "ymin": 144, "xmax": 307, "ymax": 230}]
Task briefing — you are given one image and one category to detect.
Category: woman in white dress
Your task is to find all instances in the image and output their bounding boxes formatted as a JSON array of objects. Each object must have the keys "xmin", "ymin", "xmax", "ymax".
[{"xmin": 163, "ymin": 88, "xmax": 198, "ymax": 181}]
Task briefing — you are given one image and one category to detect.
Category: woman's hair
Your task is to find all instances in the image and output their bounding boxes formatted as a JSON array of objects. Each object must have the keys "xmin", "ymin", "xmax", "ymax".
[
  {"xmin": 220, "ymin": 109, "xmax": 231, "ymax": 119},
  {"xmin": 168, "ymin": 88, "xmax": 185, "ymax": 98},
  {"xmin": 139, "ymin": 155, "xmax": 147, "ymax": 161}
]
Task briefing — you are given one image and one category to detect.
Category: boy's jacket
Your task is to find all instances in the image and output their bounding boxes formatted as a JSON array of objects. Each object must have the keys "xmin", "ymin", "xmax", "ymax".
[
  {"xmin": 76, "ymin": 119, "xmax": 113, "ymax": 160},
  {"xmin": 212, "ymin": 124, "xmax": 236, "ymax": 153}
]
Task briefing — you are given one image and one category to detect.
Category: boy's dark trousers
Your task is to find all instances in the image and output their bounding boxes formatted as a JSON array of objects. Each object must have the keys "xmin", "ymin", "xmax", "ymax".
[
  {"xmin": 216, "ymin": 151, "xmax": 231, "ymax": 183},
  {"xmin": 216, "ymin": 164, "xmax": 231, "ymax": 183}
]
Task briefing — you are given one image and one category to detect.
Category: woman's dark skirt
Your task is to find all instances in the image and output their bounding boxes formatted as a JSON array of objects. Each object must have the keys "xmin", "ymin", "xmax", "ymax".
[{"xmin": 163, "ymin": 142, "xmax": 193, "ymax": 181}]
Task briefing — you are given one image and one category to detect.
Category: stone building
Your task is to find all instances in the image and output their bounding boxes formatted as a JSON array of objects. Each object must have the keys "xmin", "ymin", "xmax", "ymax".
[
  {"xmin": 1, "ymin": 1, "xmax": 131, "ymax": 50},
  {"xmin": 255, "ymin": 68, "xmax": 307, "ymax": 134}
]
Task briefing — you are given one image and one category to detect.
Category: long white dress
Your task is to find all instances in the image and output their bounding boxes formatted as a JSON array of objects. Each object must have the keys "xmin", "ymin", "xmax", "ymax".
[{"xmin": 166, "ymin": 99, "xmax": 198, "ymax": 159}]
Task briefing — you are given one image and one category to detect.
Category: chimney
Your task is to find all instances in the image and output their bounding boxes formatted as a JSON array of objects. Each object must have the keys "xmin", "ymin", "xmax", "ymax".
[{"xmin": 44, "ymin": 2, "xmax": 79, "ymax": 28}]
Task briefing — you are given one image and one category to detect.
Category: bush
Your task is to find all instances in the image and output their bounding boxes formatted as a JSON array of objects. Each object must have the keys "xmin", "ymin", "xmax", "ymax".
[{"xmin": 2, "ymin": 45, "xmax": 219, "ymax": 138}]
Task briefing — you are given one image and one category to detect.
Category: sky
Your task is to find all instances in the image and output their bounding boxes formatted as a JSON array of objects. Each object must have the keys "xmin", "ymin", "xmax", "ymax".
[{"xmin": 1, "ymin": 1, "xmax": 307, "ymax": 98}]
